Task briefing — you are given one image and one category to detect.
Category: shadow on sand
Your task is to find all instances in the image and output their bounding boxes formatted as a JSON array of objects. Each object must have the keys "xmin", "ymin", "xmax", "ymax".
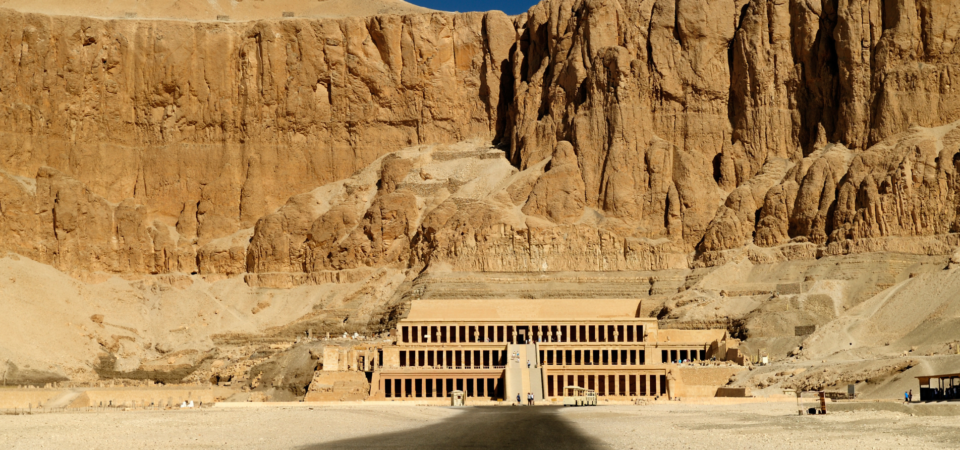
[{"xmin": 300, "ymin": 406, "xmax": 604, "ymax": 450}]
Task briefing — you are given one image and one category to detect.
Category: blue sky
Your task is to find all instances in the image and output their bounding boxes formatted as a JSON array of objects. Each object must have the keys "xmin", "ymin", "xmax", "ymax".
[{"xmin": 407, "ymin": 0, "xmax": 540, "ymax": 15}]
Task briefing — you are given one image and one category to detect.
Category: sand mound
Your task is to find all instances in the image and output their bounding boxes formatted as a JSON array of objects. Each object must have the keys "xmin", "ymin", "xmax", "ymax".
[{"xmin": 0, "ymin": 0, "xmax": 433, "ymax": 21}]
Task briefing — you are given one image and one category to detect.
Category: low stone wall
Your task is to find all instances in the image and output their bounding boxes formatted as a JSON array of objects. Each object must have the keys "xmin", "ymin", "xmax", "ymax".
[
  {"xmin": 0, "ymin": 389, "xmax": 64, "ymax": 409},
  {"xmin": 716, "ymin": 387, "xmax": 752, "ymax": 397},
  {"xmin": 304, "ymin": 372, "xmax": 370, "ymax": 402},
  {"xmin": 67, "ymin": 387, "xmax": 233, "ymax": 408},
  {"xmin": 674, "ymin": 367, "xmax": 744, "ymax": 398},
  {"xmin": 0, "ymin": 387, "xmax": 234, "ymax": 409}
]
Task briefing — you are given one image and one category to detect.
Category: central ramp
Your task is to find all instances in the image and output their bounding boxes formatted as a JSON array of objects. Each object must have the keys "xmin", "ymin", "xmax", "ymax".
[{"xmin": 505, "ymin": 343, "xmax": 544, "ymax": 404}]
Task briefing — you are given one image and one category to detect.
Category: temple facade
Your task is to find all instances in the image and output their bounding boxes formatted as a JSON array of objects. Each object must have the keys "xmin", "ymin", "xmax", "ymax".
[{"xmin": 368, "ymin": 299, "xmax": 743, "ymax": 401}]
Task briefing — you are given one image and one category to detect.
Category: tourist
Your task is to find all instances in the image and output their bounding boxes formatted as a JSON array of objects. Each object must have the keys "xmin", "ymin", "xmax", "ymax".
[
  {"xmin": 516, "ymin": 393, "xmax": 521, "ymax": 405},
  {"xmin": 904, "ymin": 391, "xmax": 909, "ymax": 403},
  {"xmin": 527, "ymin": 360, "xmax": 531, "ymax": 368},
  {"xmin": 528, "ymin": 392, "xmax": 534, "ymax": 406},
  {"xmin": 908, "ymin": 390, "xmax": 913, "ymax": 402}
]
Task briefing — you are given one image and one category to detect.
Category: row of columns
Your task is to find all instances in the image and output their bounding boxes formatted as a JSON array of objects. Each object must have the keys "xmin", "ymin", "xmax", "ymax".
[
  {"xmin": 399, "ymin": 324, "xmax": 646, "ymax": 344},
  {"xmin": 540, "ymin": 349, "xmax": 646, "ymax": 366},
  {"xmin": 382, "ymin": 377, "xmax": 501, "ymax": 399},
  {"xmin": 400, "ymin": 349, "xmax": 504, "ymax": 368},
  {"xmin": 547, "ymin": 374, "xmax": 666, "ymax": 397},
  {"xmin": 662, "ymin": 349, "xmax": 706, "ymax": 363}
]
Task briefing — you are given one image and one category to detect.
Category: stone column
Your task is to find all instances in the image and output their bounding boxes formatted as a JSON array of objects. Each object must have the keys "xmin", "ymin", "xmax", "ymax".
[
  {"xmin": 400, "ymin": 378, "xmax": 406, "ymax": 398},
  {"xmin": 614, "ymin": 375, "xmax": 620, "ymax": 396}
]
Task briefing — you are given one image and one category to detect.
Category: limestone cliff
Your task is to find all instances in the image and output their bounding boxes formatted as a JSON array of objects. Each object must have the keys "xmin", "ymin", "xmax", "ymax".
[
  {"xmin": 4, "ymin": 1, "xmax": 960, "ymax": 279},
  {"xmin": 0, "ymin": 8, "xmax": 515, "ymax": 275}
]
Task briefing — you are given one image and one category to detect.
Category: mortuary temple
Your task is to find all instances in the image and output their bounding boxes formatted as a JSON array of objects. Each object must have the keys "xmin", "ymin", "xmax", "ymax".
[{"xmin": 349, "ymin": 299, "xmax": 746, "ymax": 402}]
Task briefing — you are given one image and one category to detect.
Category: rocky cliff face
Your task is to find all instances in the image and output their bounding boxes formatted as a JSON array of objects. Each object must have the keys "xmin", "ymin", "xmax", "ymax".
[
  {"xmin": 2, "ymin": 0, "xmax": 960, "ymax": 279},
  {"xmin": 0, "ymin": 8, "xmax": 514, "ymax": 275}
]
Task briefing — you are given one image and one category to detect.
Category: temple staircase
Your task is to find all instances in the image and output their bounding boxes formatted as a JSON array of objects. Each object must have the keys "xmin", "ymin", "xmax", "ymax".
[{"xmin": 505, "ymin": 343, "xmax": 544, "ymax": 404}]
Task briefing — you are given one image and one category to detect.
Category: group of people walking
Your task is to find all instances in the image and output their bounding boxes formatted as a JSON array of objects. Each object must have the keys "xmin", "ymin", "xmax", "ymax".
[{"xmin": 516, "ymin": 393, "xmax": 535, "ymax": 405}]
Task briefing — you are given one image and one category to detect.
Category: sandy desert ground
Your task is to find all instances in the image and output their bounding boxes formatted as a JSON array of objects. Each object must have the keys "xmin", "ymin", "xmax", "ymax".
[{"xmin": 2, "ymin": 402, "xmax": 959, "ymax": 449}]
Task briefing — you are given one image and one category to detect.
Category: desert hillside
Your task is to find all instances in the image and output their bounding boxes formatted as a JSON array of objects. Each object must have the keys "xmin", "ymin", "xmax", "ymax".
[{"xmin": 1, "ymin": 0, "xmax": 959, "ymax": 397}]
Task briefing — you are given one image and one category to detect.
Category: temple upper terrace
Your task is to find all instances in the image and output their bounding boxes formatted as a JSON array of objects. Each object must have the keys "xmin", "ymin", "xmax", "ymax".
[{"xmin": 397, "ymin": 299, "xmax": 652, "ymax": 345}]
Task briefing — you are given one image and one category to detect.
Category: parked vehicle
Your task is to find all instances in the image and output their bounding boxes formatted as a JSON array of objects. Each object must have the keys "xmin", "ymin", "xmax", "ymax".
[{"xmin": 562, "ymin": 386, "xmax": 597, "ymax": 406}]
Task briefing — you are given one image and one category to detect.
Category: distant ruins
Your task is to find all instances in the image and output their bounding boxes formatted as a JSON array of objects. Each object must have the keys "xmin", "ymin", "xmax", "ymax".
[{"xmin": 313, "ymin": 299, "xmax": 745, "ymax": 402}]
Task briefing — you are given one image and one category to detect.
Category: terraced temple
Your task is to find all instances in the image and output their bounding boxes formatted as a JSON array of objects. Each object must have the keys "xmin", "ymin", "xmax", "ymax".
[{"xmin": 364, "ymin": 299, "xmax": 744, "ymax": 402}]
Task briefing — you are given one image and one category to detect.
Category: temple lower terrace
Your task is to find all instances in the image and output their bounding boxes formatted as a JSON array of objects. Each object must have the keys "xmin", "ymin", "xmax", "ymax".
[{"xmin": 314, "ymin": 299, "xmax": 744, "ymax": 402}]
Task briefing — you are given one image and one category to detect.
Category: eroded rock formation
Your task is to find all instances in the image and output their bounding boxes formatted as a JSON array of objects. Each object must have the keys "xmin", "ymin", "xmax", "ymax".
[{"xmin": 1, "ymin": 0, "xmax": 960, "ymax": 278}]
